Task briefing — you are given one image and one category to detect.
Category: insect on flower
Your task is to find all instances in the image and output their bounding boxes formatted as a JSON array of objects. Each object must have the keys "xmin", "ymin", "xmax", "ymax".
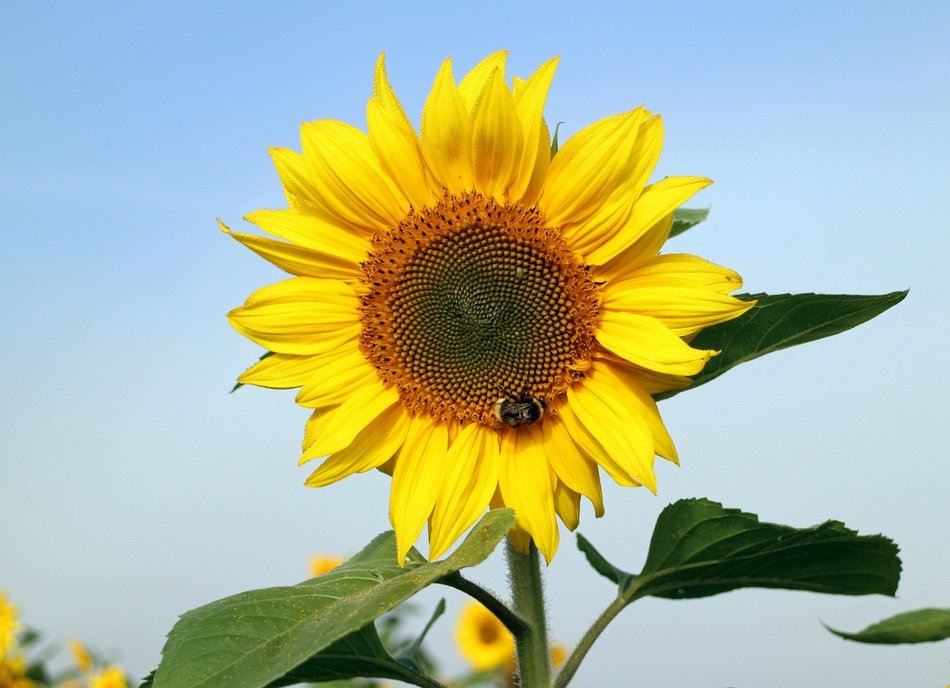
[{"xmin": 493, "ymin": 388, "xmax": 547, "ymax": 427}]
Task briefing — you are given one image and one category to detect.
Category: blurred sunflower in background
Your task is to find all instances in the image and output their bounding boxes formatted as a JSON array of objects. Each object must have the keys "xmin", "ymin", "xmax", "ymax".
[
  {"xmin": 308, "ymin": 555, "xmax": 345, "ymax": 577},
  {"xmin": 227, "ymin": 51, "xmax": 752, "ymax": 563},
  {"xmin": 454, "ymin": 602, "xmax": 515, "ymax": 673}
]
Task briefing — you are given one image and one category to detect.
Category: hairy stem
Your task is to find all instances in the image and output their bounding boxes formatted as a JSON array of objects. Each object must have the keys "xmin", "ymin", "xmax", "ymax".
[
  {"xmin": 438, "ymin": 571, "xmax": 526, "ymax": 636},
  {"xmin": 506, "ymin": 540, "xmax": 552, "ymax": 687},
  {"xmin": 552, "ymin": 595, "xmax": 628, "ymax": 688}
]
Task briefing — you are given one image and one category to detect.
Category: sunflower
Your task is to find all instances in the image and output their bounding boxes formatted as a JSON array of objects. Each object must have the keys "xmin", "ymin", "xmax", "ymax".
[
  {"xmin": 454, "ymin": 601, "xmax": 515, "ymax": 672},
  {"xmin": 0, "ymin": 592, "xmax": 20, "ymax": 661},
  {"xmin": 226, "ymin": 52, "xmax": 753, "ymax": 564},
  {"xmin": 308, "ymin": 554, "xmax": 345, "ymax": 577},
  {"xmin": 89, "ymin": 666, "xmax": 128, "ymax": 688}
]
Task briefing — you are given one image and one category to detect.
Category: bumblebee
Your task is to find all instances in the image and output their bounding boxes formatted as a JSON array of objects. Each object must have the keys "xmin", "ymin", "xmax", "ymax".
[{"xmin": 493, "ymin": 390, "xmax": 546, "ymax": 427}]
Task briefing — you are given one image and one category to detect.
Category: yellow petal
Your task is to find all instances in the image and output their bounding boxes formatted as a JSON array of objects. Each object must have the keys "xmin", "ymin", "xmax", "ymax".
[
  {"xmin": 498, "ymin": 425, "xmax": 559, "ymax": 563},
  {"xmin": 587, "ymin": 176, "xmax": 711, "ymax": 266},
  {"xmin": 300, "ymin": 376, "xmax": 400, "ymax": 460},
  {"xmin": 603, "ymin": 276, "xmax": 755, "ymax": 336},
  {"xmin": 295, "ymin": 344, "xmax": 379, "ymax": 408},
  {"xmin": 540, "ymin": 108, "xmax": 649, "ymax": 228},
  {"xmin": 305, "ymin": 403, "xmax": 410, "ymax": 487},
  {"xmin": 269, "ymin": 147, "xmax": 320, "ymax": 208},
  {"xmin": 507, "ymin": 524, "xmax": 533, "ymax": 554},
  {"xmin": 300, "ymin": 120, "xmax": 408, "ymax": 232},
  {"xmin": 597, "ymin": 310, "xmax": 713, "ymax": 375},
  {"xmin": 553, "ymin": 481, "xmax": 581, "ymax": 531},
  {"xmin": 592, "ymin": 351, "xmax": 693, "ymax": 395},
  {"xmin": 566, "ymin": 376, "xmax": 657, "ymax": 492},
  {"xmin": 221, "ymin": 220, "xmax": 360, "ymax": 281},
  {"xmin": 458, "ymin": 50, "xmax": 508, "ymax": 112},
  {"xmin": 563, "ymin": 116, "xmax": 667, "ymax": 264},
  {"xmin": 591, "ymin": 359, "xmax": 679, "ymax": 464},
  {"xmin": 428, "ymin": 423, "xmax": 500, "ymax": 560},
  {"xmin": 238, "ymin": 352, "xmax": 321, "ymax": 389},
  {"xmin": 541, "ymin": 417, "xmax": 604, "ymax": 517},
  {"xmin": 593, "ymin": 213, "xmax": 673, "ymax": 283},
  {"xmin": 609, "ymin": 253, "xmax": 745, "ymax": 294},
  {"xmin": 510, "ymin": 57, "xmax": 558, "ymax": 203},
  {"xmin": 555, "ymin": 398, "xmax": 641, "ymax": 487},
  {"xmin": 520, "ymin": 118, "xmax": 551, "ymax": 208},
  {"xmin": 390, "ymin": 417, "xmax": 449, "ymax": 563},
  {"xmin": 470, "ymin": 68, "xmax": 522, "ymax": 201},
  {"xmin": 244, "ymin": 208, "xmax": 370, "ymax": 261},
  {"xmin": 421, "ymin": 58, "xmax": 472, "ymax": 193},
  {"xmin": 368, "ymin": 53, "xmax": 435, "ymax": 210},
  {"xmin": 227, "ymin": 278, "xmax": 361, "ymax": 355}
]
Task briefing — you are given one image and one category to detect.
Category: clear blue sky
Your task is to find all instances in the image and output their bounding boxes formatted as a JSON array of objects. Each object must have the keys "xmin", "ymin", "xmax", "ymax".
[{"xmin": 2, "ymin": 1, "xmax": 948, "ymax": 686}]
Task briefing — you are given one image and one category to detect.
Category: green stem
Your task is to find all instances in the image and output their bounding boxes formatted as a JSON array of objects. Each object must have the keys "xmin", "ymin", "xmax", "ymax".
[
  {"xmin": 552, "ymin": 595, "xmax": 627, "ymax": 688},
  {"xmin": 506, "ymin": 539, "xmax": 552, "ymax": 688},
  {"xmin": 438, "ymin": 572, "xmax": 527, "ymax": 636}
]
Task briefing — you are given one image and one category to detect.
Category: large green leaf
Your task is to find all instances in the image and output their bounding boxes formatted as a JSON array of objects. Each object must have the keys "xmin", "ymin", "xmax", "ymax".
[
  {"xmin": 669, "ymin": 207, "xmax": 709, "ymax": 238},
  {"xmin": 150, "ymin": 509, "xmax": 514, "ymax": 688},
  {"xmin": 578, "ymin": 499, "xmax": 901, "ymax": 600},
  {"xmin": 825, "ymin": 608, "xmax": 950, "ymax": 644},
  {"xmin": 655, "ymin": 290, "xmax": 908, "ymax": 401}
]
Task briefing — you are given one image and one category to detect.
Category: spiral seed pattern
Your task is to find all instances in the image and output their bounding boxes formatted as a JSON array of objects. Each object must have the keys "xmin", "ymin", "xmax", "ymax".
[{"xmin": 359, "ymin": 192, "xmax": 599, "ymax": 425}]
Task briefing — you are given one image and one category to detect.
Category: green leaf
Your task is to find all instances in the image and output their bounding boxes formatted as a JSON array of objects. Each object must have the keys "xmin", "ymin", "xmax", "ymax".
[
  {"xmin": 655, "ymin": 290, "xmax": 908, "ymax": 401},
  {"xmin": 550, "ymin": 122, "xmax": 564, "ymax": 158},
  {"xmin": 578, "ymin": 499, "xmax": 901, "ymax": 600},
  {"xmin": 575, "ymin": 533, "xmax": 632, "ymax": 587},
  {"xmin": 151, "ymin": 509, "xmax": 514, "ymax": 688},
  {"xmin": 825, "ymin": 608, "xmax": 950, "ymax": 644},
  {"xmin": 669, "ymin": 207, "xmax": 709, "ymax": 238}
]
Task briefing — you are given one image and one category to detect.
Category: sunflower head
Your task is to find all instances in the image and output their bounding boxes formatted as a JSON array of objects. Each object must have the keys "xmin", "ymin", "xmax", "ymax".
[
  {"xmin": 227, "ymin": 52, "xmax": 753, "ymax": 564},
  {"xmin": 454, "ymin": 601, "xmax": 515, "ymax": 672},
  {"xmin": 308, "ymin": 554, "xmax": 345, "ymax": 577}
]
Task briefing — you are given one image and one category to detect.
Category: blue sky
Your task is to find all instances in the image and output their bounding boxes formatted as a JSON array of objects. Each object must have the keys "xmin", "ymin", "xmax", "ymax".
[{"xmin": 1, "ymin": 1, "xmax": 948, "ymax": 685}]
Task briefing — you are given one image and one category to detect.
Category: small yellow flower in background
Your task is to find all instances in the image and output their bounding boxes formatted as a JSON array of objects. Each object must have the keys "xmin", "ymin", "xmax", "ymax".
[
  {"xmin": 0, "ymin": 653, "xmax": 36, "ymax": 688},
  {"xmin": 549, "ymin": 642, "xmax": 567, "ymax": 670},
  {"xmin": 0, "ymin": 591, "xmax": 21, "ymax": 661},
  {"xmin": 68, "ymin": 639, "xmax": 94, "ymax": 673},
  {"xmin": 454, "ymin": 602, "xmax": 514, "ymax": 671},
  {"xmin": 309, "ymin": 555, "xmax": 345, "ymax": 577},
  {"xmin": 227, "ymin": 51, "xmax": 753, "ymax": 564},
  {"xmin": 88, "ymin": 665, "xmax": 127, "ymax": 688}
]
